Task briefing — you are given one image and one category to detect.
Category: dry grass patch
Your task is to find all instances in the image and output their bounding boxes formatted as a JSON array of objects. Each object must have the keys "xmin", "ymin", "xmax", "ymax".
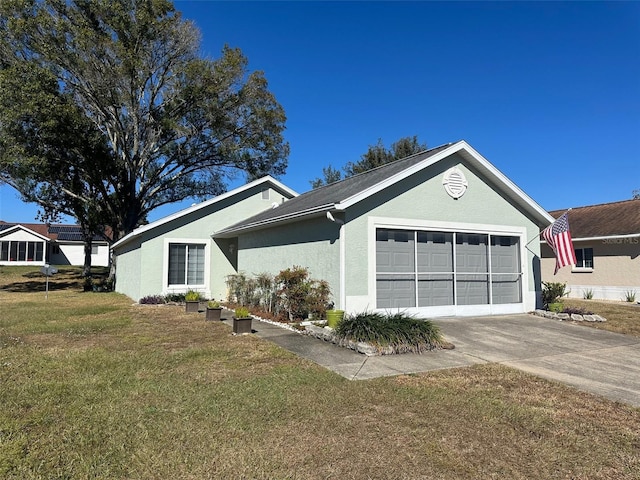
[
  {"xmin": 1, "ymin": 267, "xmax": 639, "ymax": 479},
  {"xmin": 564, "ymin": 298, "xmax": 640, "ymax": 337}
]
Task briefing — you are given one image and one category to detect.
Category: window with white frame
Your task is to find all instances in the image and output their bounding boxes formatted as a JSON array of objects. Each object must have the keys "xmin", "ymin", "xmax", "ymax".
[
  {"xmin": 574, "ymin": 247, "xmax": 593, "ymax": 269},
  {"xmin": 376, "ymin": 228, "xmax": 522, "ymax": 308},
  {"xmin": 167, "ymin": 243, "xmax": 205, "ymax": 286}
]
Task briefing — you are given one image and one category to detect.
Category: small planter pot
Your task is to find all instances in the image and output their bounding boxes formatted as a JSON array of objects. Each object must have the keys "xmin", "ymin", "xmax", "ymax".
[
  {"xmin": 185, "ymin": 301, "xmax": 200, "ymax": 313},
  {"xmin": 206, "ymin": 307, "xmax": 223, "ymax": 321},
  {"xmin": 326, "ymin": 309, "xmax": 345, "ymax": 329},
  {"xmin": 232, "ymin": 316, "xmax": 253, "ymax": 334}
]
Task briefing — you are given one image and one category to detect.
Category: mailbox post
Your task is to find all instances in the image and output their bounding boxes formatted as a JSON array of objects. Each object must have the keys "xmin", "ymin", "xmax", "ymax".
[{"xmin": 40, "ymin": 264, "xmax": 58, "ymax": 299}]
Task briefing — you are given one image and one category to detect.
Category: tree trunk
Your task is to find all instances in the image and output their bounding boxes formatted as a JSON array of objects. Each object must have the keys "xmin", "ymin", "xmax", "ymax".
[{"xmin": 82, "ymin": 237, "xmax": 93, "ymax": 291}]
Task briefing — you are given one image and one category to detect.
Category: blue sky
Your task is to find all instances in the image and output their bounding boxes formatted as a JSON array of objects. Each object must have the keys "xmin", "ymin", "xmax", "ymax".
[{"xmin": 1, "ymin": 1, "xmax": 638, "ymax": 224}]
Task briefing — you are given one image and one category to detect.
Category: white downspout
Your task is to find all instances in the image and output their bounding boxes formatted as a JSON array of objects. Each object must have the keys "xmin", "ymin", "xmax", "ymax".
[{"xmin": 326, "ymin": 211, "xmax": 346, "ymax": 310}]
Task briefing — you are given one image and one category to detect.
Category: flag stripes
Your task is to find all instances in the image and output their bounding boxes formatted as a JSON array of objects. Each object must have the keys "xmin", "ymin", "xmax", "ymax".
[{"xmin": 542, "ymin": 212, "xmax": 577, "ymax": 274}]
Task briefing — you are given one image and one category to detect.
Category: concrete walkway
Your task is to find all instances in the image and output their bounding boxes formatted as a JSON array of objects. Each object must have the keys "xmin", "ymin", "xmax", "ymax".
[{"xmin": 222, "ymin": 314, "xmax": 640, "ymax": 408}]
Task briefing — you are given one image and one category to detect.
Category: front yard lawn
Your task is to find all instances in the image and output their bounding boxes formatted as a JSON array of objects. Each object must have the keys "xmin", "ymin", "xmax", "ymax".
[
  {"xmin": 563, "ymin": 298, "xmax": 640, "ymax": 337},
  {"xmin": 1, "ymin": 268, "xmax": 639, "ymax": 478}
]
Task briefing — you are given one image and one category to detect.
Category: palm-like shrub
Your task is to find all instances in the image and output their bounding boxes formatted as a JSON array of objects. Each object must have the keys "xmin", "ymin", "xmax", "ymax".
[
  {"xmin": 542, "ymin": 281, "xmax": 568, "ymax": 308},
  {"xmin": 334, "ymin": 312, "xmax": 444, "ymax": 354}
]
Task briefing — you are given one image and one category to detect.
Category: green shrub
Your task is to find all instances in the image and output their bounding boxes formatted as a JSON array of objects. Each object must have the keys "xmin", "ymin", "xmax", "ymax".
[
  {"xmin": 185, "ymin": 290, "xmax": 202, "ymax": 302},
  {"xmin": 275, "ymin": 266, "xmax": 331, "ymax": 322},
  {"xmin": 334, "ymin": 311, "xmax": 444, "ymax": 354},
  {"xmin": 207, "ymin": 300, "xmax": 221, "ymax": 309},
  {"xmin": 225, "ymin": 272, "xmax": 259, "ymax": 306},
  {"xmin": 623, "ymin": 290, "xmax": 637, "ymax": 303},
  {"xmin": 226, "ymin": 267, "xmax": 332, "ymax": 321},
  {"xmin": 164, "ymin": 293, "xmax": 185, "ymax": 303},
  {"xmin": 583, "ymin": 289, "xmax": 594, "ymax": 300},
  {"xmin": 542, "ymin": 281, "xmax": 569, "ymax": 308},
  {"xmin": 234, "ymin": 306, "xmax": 250, "ymax": 318},
  {"xmin": 255, "ymin": 272, "xmax": 277, "ymax": 313},
  {"xmin": 548, "ymin": 302, "xmax": 564, "ymax": 313}
]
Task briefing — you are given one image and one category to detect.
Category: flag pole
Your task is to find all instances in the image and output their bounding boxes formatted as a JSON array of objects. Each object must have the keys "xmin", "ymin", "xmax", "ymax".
[{"xmin": 524, "ymin": 208, "xmax": 572, "ymax": 249}]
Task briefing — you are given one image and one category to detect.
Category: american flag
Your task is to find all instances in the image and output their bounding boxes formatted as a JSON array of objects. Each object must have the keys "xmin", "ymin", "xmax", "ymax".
[{"xmin": 542, "ymin": 212, "xmax": 577, "ymax": 274}]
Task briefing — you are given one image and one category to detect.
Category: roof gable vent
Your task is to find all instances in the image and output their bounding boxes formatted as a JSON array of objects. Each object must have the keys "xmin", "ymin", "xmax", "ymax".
[{"xmin": 443, "ymin": 166, "xmax": 468, "ymax": 199}]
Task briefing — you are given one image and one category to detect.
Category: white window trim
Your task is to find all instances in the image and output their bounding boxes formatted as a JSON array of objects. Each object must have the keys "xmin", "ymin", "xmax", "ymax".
[
  {"xmin": 162, "ymin": 238, "xmax": 211, "ymax": 296},
  {"xmin": 572, "ymin": 247, "xmax": 594, "ymax": 272},
  {"xmin": 366, "ymin": 216, "xmax": 528, "ymax": 316}
]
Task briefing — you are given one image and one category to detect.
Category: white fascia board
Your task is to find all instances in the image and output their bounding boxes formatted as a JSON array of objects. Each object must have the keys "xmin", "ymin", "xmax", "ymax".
[
  {"xmin": 334, "ymin": 140, "xmax": 555, "ymax": 227},
  {"xmin": 213, "ymin": 203, "xmax": 335, "ymax": 238},
  {"xmin": 112, "ymin": 176, "xmax": 298, "ymax": 249},
  {"xmin": 0, "ymin": 224, "xmax": 50, "ymax": 242},
  {"xmin": 334, "ymin": 143, "xmax": 460, "ymax": 211},
  {"xmin": 456, "ymin": 141, "xmax": 555, "ymax": 226}
]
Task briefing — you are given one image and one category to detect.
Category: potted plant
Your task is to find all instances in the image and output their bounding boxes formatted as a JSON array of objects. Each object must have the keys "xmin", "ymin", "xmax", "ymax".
[
  {"xmin": 185, "ymin": 290, "xmax": 201, "ymax": 313},
  {"xmin": 326, "ymin": 309, "xmax": 345, "ymax": 328},
  {"xmin": 232, "ymin": 306, "xmax": 253, "ymax": 334},
  {"xmin": 206, "ymin": 300, "xmax": 223, "ymax": 321}
]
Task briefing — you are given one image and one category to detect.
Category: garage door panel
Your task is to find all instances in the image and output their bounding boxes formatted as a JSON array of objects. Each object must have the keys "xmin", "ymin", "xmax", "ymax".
[{"xmin": 377, "ymin": 274, "xmax": 416, "ymax": 308}]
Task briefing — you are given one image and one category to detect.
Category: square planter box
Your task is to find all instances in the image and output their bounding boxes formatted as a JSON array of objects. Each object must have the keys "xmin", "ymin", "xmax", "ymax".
[
  {"xmin": 185, "ymin": 301, "xmax": 200, "ymax": 313},
  {"xmin": 206, "ymin": 307, "xmax": 223, "ymax": 321},
  {"xmin": 233, "ymin": 316, "xmax": 253, "ymax": 334}
]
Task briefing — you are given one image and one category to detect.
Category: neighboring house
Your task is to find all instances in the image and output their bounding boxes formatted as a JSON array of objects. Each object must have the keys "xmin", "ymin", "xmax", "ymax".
[
  {"xmin": 0, "ymin": 222, "xmax": 110, "ymax": 267},
  {"xmin": 111, "ymin": 176, "xmax": 299, "ymax": 301},
  {"xmin": 118, "ymin": 140, "xmax": 550, "ymax": 318},
  {"xmin": 541, "ymin": 199, "xmax": 640, "ymax": 300}
]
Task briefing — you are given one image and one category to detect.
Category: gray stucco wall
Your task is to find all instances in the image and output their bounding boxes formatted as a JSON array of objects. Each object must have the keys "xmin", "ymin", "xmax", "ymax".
[
  {"xmin": 113, "ymin": 238, "xmax": 142, "ymax": 301},
  {"xmin": 114, "ymin": 184, "xmax": 290, "ymax": 302},
  {"xmin": 342, "ymin": 154, "xmax": 542, "ymax": 310},
  {"xmin": 237, "ymin": 216, "xmax": 342, "ymax": 306}
]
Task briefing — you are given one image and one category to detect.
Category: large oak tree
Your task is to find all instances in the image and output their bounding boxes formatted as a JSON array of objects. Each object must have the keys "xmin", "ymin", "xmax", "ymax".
[{"xmin": 0, "ymin": 0, "xmax": 289, "ymax": 279}]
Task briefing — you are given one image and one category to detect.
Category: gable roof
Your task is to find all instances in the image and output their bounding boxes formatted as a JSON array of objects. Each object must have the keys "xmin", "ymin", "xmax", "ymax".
[
  {"xmin": 0, "ymin": 223, "xmax": 51, "ymax": 242},
  {"xmin": 549, "ymin": 199, "xmax": 640, "ymax": 240},
  {"xmin": 215, "ymin": 140, "xmax": 554, "ymax": 237},
  {"xmin": 112, "ymin": 175, "xmax": 298, "ymax": 249},
  {"xmin": 0, "ymin": 222, "xmax": 108, "ymax": 243}
]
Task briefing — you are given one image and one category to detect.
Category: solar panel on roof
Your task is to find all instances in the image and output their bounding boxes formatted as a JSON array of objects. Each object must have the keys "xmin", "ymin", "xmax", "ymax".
[{"xmin": 56, "ymin": 232, "xmax": 86, "ymax": 242}]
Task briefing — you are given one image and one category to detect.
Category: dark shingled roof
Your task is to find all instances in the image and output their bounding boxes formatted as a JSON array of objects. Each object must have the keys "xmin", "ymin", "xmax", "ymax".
[
  {"xmin": 216, "ymin": 142, "xmax": 455, "ymax": 235},
  {"xmin": 549, "ymin": 199, "xmax": 640, "ymax": 239},
  {"xmin": 0, "ymin": 222, "xmax": 109, "ymax": 242}
]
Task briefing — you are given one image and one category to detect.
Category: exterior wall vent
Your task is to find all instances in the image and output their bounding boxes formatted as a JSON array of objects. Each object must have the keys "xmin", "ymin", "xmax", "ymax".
[{"xmin": 443, "ymin": 166, "xmax": 468, "ymax": 199}]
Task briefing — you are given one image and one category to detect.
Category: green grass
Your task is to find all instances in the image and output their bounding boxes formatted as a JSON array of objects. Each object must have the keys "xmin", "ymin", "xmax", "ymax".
[{"xmin": 1, "ymin": 267, "xmax": 639, "ymax": 478}]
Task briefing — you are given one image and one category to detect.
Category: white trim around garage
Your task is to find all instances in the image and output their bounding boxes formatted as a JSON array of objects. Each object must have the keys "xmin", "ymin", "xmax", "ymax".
[{"xmin": 364, "ymin": 216, "xmax": 530, "ymax": 317}]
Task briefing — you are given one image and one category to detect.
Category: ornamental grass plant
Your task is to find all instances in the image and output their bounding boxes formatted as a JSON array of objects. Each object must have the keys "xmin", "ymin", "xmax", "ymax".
[{"xmin": 334, "ymin": 311, "xmax": 445, "ymax": 354}]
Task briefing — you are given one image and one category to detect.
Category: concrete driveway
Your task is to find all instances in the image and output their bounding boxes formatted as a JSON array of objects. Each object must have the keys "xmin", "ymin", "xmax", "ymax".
[
  {"xmin": 245, "ymin": 314, "xmax": 640, "ymax": 407},
  {"xmin": 436, "ymin": 314, "xmax": 640, "ymax": 407}
]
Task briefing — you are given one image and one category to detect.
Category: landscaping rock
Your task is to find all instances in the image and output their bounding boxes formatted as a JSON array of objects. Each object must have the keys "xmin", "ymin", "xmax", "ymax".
[
  {"xmin": 531, "ymin": 310, "xmax": 607, "ymax": 323},
  {"xmin": 356, "ymin": 342, "xmax": 377, "ymax": 356}
]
